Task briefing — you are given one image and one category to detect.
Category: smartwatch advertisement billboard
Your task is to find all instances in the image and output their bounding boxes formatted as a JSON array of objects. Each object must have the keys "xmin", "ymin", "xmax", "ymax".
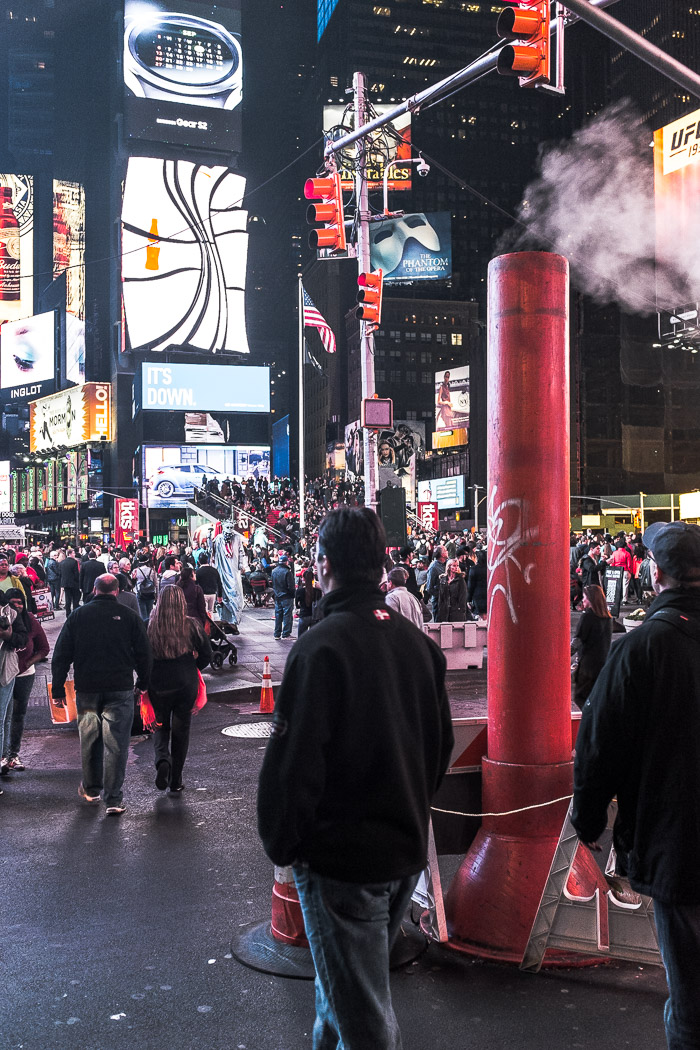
[
  {"xmin": 137, "ymin": 362, "xmax": 269, "ymax": 413},
  {"xmin": 143, "ymin": 443, "xmax": 270, "ymax": 507},
  {"xmin": 122, "ymin": 158, "xmax": 250, "ymax": 354},
  {"xmin": 0, "ymin": 311, "xmax": 56, "ymax": 402},
  {"xmin": 124, "ymin": 0, "xmax": 242, "ymax": 152},
  {"xmin": 371, "ymin": 213, "xmax": 451, "ymax": 284},
  {"xmin": 434, "ymin": 365, "xmax": 469, "ymax": 436},
  {"xmin": 0, "ymin": 174, "xmax": 33, "ymax": 325}
]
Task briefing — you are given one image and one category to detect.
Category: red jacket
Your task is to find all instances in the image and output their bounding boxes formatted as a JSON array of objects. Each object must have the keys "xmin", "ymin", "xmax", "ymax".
[{"xmin": 608, "ymin": 548, "xmax": 632, "ymax": 573}]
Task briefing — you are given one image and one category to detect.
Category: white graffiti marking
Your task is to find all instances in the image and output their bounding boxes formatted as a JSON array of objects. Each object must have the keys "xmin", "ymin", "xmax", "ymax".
[{"xmin": 487, "ymin": 485, "xmax": 538, "ymax": 624}]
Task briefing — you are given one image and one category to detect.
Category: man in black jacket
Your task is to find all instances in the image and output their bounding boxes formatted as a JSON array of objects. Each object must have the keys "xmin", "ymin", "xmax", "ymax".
[
  {"xmin": 270, "ymin": 553, "xmax": 294, "ymax": 639},
  {"xmin": 195, "ymin": 552, "xmax": 222, "ymax": 616},
  {"xmin": 79, "ymin": 550, "xmax": 103, "ymax": 604},
  {"xmin": 51, "ymin": 574, "xmax": 151, "ymax": 815},
  {"xmin": 258, "ymin": 508, "xmax": 453, "ymax": 1050},
  {"xmin": 59, "ymin": 549, "xmax": 81, "ymax": 615},
  {"xmin": 573, "ymin": 521, "xmax": 700, "ymax": 1049}
]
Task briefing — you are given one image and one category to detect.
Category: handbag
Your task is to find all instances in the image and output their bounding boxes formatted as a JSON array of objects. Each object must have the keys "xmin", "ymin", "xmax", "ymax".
[{"xmin": 193, "ymin": 669, "xmax": 208, "ymax": 713}]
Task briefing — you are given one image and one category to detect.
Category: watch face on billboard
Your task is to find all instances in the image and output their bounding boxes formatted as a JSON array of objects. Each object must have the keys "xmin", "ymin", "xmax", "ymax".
[
  {"xmin": 0, "ymin": 311, "xmax": 55, "ymax": 400},
  {"xmin": 122, "ymin": 158, "xmax": 250, "ymax": 354},
  {"xmin": 143, "ymin": 443, "xmax": 270, "ymax": 507},
  {"xmin": 0, "ymin": 174, "xmax": 33, "ymax": 325},
  {"xmin": 434, "ymin": 365, "xmax": 469, "ymax": 436},
  {"xmin": 371, "ymin": 212, "xmax": 452, "ymax": 283},
  {"xmin": 124, "ymin": 0, "xmax": 242, "ymax": 152}
]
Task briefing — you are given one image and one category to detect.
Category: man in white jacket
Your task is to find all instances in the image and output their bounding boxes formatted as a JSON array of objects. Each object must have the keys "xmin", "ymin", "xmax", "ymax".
[{"xmin": 385, "ymin": 567, "xmax": 425, "ymax": 629}]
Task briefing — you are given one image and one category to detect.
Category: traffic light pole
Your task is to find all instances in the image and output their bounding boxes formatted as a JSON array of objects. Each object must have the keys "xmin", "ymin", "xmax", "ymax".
[{"xmin": 353, "ymin": 71, "xmax": 379, "ymax": 513}]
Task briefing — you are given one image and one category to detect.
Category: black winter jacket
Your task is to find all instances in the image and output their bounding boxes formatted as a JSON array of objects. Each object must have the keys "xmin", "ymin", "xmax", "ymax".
[
  {"xmin": 59, "ymin": 556, "xmax": 80, "ymax": 589},
  {"xmin": 573, "ymin": 588, "xmax": 700, "ymax": 904},
  {"xmin": 51, "ymin": 593, "xmax": 151, "ymax": 698},
  {"xmin": 257, "ymin": 585, "xmax": 454, "ymax": 882}
]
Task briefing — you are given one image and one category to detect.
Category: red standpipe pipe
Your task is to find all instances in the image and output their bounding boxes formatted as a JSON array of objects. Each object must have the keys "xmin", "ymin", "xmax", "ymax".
[{"xmin": 444, "ymin": 252, "xmax": 574, "ymax": 962}]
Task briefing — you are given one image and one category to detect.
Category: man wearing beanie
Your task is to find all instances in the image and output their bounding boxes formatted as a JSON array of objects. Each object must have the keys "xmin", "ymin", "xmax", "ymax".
[{"xmin": 573, "ymin": 521, "xmax": 700, "ymax": 1049}]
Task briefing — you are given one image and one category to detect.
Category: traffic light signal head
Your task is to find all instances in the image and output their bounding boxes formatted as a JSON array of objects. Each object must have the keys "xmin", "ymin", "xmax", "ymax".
[
  {"xmin": 496, "ymin": 1, "xmax": 550, "ymax": 87},
  {"xmin": 304, "ymin": 173, "xmax": 346, "ymax": 252},
  {"xmin": 356, "ymin": 269, "xmax": 383, "ymax": 326}
]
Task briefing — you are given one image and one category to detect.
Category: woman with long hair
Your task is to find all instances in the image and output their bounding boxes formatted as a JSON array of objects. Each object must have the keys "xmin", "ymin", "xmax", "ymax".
[
  {"xmin": 295, "ymin": 566, "xmax": 322, "ymax": 637},
  {"xmin": 436, "ymin": 558, "xmax": 468, "ymax": 622},
  {"xmin": 571, "ymin": 584, "xmax": 613, "ymax": 710},
  {"xmin": 1, "ymin": 588, "xmax": 49, "ymax": 772},
  {"xmin": 146, "ymin": 586, "xmax": 211, "ymax": 794},
  {"xmin": 177, "ymin": 563, "xmax": 208, "ymax": 627}
]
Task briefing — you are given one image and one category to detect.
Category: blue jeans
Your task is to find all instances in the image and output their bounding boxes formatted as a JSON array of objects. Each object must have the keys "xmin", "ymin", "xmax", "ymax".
[
  {"xmin": 6, "ymin": 673, "xmax": 34, "ymax": 759},
  {"xmin": 137, "ymin": 594, "xmax": 155, "ymax": 622},
  {"xmin": 653, "ymin": 900, "xmax": 700, "ymax": 1049},
  {"xmin": 76, "ymin": 690, "xmax": 134, "ymax": 806},
  {"xmin": 274, "ymin": 596, "xmax": 294, "ymax": 638},
  {"xmin": 0, "ymin": 677, "xmax": 16, "ymax": 763},
  {"xmin": 293, "ymin": 863, "xmax": 419, "ymax": 1050}
]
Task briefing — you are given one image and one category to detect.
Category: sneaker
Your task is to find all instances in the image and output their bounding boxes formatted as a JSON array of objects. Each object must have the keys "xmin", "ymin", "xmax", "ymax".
[
  {"xmin": 7, "ymin": 757, "xmax": 25, "ymax": 771},
  {"xmin": 106, "ymin": 804, "xmax": 126, "ymax": 815},
  {"xmin": 0, "ymin": 760, "xmax": 10, "ymax": 777},
  {"xmin": 155, "ymin": 760, "xmax": 171, "ymax": 791},
  {"xmin": 169, "ymin": 784, "xmax": 184, "ymax": 794},
  {"xmin": 78, "ymin": 782, "xmax": 100, "ymax": 803}
]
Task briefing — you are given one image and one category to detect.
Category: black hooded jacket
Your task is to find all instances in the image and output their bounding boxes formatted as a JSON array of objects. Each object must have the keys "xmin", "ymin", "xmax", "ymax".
[
  {"xmin": 257, "ymin": 584, "xmax": 453, "ymax": 883},
  {"xmin": 573, "ymin": 587, "xmax": 700, "ymax": 904}
]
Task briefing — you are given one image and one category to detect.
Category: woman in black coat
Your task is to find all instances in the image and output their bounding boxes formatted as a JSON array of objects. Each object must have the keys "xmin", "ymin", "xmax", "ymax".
[
  {"xmin": 466, "ymin": 549, "xmax": 488, "ymax": 619},
  {"xmin": 571, "ymin": 584, "xmax": 613, "ymax": 710},
  {"xmin": 436, "ymin": 559, "xmax": 468, "ymax": 622}
]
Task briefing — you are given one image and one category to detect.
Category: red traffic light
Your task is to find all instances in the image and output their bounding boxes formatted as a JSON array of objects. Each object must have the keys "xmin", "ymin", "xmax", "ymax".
[
  {"xmin": 304, "ymin": 174, "xmax": 346, "ymax": 252},
  {"xmin": 356, "ymin": 269, "xmax": 384, "ymax": 325},
  {"xmin": 496, "ymin": 1, "xmax": 550, "ymax": 87}
]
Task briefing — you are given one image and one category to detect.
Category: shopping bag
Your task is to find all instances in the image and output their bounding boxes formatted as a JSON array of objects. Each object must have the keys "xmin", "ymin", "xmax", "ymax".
[{"xmin": 47, "ymin": 681, "xmax": 78, "ymax": 725}]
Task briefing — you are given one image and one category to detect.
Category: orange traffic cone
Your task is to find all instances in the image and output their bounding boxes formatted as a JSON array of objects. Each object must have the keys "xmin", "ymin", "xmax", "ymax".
[{"xmin": 259, "ymin": 655, "xmax": 274, "ymax": 713}]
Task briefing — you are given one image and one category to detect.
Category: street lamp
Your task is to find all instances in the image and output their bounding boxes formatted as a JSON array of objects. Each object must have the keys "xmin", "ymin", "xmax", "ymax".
[{"xmin": 470, "ymin": 483, "xmax": 485, "ymax": 533}]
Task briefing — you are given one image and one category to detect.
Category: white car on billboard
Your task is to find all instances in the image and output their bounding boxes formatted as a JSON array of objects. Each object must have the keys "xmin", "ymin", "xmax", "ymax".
[{"xmin": 147, "ymin": 462, "xmax": 225, "ymax": 499}]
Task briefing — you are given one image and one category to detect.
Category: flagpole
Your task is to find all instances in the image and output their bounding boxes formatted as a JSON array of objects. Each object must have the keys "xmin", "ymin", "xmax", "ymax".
[{"xmin": 298, "ymin": 275, "xmax": 306, "ymax": 538}]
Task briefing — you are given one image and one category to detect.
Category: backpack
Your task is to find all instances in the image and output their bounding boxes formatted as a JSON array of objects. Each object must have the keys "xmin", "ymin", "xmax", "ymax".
[
  {"xmin": 136, "ymin": 566, "xmax": 155, "ymax": 596},
  {"xmin": 638, "ymin": 558, "xmax": 652, "ymax": 592}
]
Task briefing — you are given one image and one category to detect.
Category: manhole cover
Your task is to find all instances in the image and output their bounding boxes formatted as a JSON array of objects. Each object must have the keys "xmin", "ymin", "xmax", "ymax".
[{"xmin": 222, "ymin": 722, "xmax": 273, "ymax": 738}]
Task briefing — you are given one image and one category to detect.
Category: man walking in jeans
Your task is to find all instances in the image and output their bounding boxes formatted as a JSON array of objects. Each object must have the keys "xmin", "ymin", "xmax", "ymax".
[
  {"xmin": 271, "ymin": 553, "xmax": 295, "ymax": 639},
  {"xmin": 258, "ymin": 508, "xmax": 453, "ymax": 1049},
  {"xmin": 51, "ymin": 574, "xmax": 151, "ymax": 815}
]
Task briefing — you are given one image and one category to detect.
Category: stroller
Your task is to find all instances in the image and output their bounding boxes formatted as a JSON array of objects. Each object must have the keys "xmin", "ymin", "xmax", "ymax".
[{"xmin": 206, "ymin": 616, "xmax": 239, "ymax": 669}]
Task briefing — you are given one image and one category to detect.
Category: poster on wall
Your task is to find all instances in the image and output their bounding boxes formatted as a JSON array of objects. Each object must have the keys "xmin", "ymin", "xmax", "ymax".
[
  {"xmin": 0, "ymin": 174, "xmax": 33, "ymax": 325},
  {"xmin": 370, "ymin": 212, "xmax": 451, "ymax": 283},
  {"xmin": 434, "ymin": 365, "xmax": 469, "ymax": 436},
  {"xmin": 0, "ymin": 311, "xmax": 55, "ymax": 401},
  {"xmin": 143, "ymin": 443, "xmax": 270, "ymax": 507},
  {"xmin": 344, "ymin": 420, "xmax": 364, "ymax": 480},
  {"xmin": 323, "ymin": 105, "xmax": 411, "ymax": 191},
  {"xmin": 53, "ymin": 180, "xmax": 86, "ymax": 384},
  {"xmin": 377, "ymin": 420, "xmax": 425, "ymax": 503},
  {"xmin": 122, "ymin": 158, "xmax": 249, "ymax": 354},
  {"xmin": 124, "ymin": 0, "xmax": 243, "ymax": 152}
]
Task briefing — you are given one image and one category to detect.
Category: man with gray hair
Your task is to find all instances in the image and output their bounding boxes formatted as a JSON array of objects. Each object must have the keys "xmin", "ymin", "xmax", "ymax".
[
  {"xmin": 385, "ymin": 567, "xmax": 424, "ymax": 630},
  {"xmin": 573, "ymin": 521, "xmax": 700, "ymax": 1049},
  {"xmin": 51, "ymin": 574, "xmax": 151, "ymax": 815}
]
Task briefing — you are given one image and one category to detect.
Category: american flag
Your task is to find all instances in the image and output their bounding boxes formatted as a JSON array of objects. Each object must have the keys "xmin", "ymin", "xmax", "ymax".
[{"xmin": 302, "ymin": 287, "xmax": 336, "ymax": 354}]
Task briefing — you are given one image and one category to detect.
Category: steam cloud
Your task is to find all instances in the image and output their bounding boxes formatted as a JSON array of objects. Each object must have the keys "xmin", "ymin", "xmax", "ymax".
[{"xmin": 500, "ymin": 100, "xmax": 700, "ymax": 315}]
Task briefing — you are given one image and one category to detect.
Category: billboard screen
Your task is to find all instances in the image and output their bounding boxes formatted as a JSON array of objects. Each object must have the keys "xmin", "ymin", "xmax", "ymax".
[
  {"xmin": 0, "ymin": 174, "xmax": 33, "ymax": 324},
  {"xmin": 138, "ymin": 362, "xmax": 268, "ymax": 412},
  {"xmin": 272, "ymin": 414, "xmax": 290, "ymax": 479},
  {"xmin": 371, "ymin": 212, "xmax": 451, "ymax": 283},
  {"xmin": 0, "ymin": 311, "xmax": 55, "ymax": 401},
  {"xmin": 29, "ymin": 382, "xmax": 112, "ymax": 452},
  {"xmin": 323, "ymin": 105, "xmax": 411, "ymax": 191},
  {"xmin": 143, "ymin": 443, "xmax": 270, "ymax": 507},
  {"xmin": 377, "ymin": 420, "xmax": 425, "ymax": 503},
  {"xmin": 344, "ymin": 419, "xmax": 364, "ymax": 480},
  {"xmin": 53, "ymin": 180, "xmax": 86, "ymax": 384},
  {"xmin": 434, "ymin": 365, "xmax": 469, "ymax": 436},
  {"xmin": 417, "ymin": 476, "xmax": 466, "ymax": 511},
  {"xmin": 653, "ymin": 107, "xmax": 700, "ymax": 319},
  {"xmin": 124, "ymin": 0, "xmax": 242, "ymax": 152},
  {"xmin": 122, "ymin": 158, "xmax": 249, "ymax": 354},
  {"xmin": 0, "ymin": 460, "xmax": 10, "ymax": 513}
]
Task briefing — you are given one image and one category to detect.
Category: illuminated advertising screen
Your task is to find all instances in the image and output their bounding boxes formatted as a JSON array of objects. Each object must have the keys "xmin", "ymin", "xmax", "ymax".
[
  {"xmin": 653, "ymin": 107, "xmax": 700, "ymax": 327},
  {"xmin": 344, "ymin": 420, "xmax": 364, "ymax": 480},
  {"xmin": 0, "ymin": 311, "xmax": 55, "ymax": 402},
  {"xmin": 122, "ymin": 158, "xmax": 249, "ymax": 354},
  {"xmin": 0, "ymin": 174, "xmax": 33, "ymax": 324},
  {"xmin": 53, "ymin": 180, "xmax": 86, "ymax": 384},
  {"xmin": 377, "ymin": 420, "xmax": 425, "ymax": 504},
  {"xmin": 143, "ymin": 443, "xmax": 270, "ymax": 507},
  {"xmin": 323, "ymin": 105, "xmax": 411, "ymax": 191},
  {"xmin": 371, "ymin": 212, "xmax": 451, "ymax": 283},
  {"xmin": 137, "ymin": 362, "xmax": 268, "ymax": 412},
  {"xmin": 124, "ymin": 0, "xmax": 242, "ymax": 152},
  {"xmin": 272, "ymin": 414, "xmax": 290, "ymax": 478},
  {"xmin": 434, "ymin": 365, "xmax": 469, "ymax": 436},
  {"xmin": 417, "ymin": 476, "xmax": 466, "ymax": 511},
  {"xmin": 29, "ymin": 382, "xmax": 112, "ymax": 453},
  {"xmin": 0, "ymin": 460, "xmax": 10, "ymax": 513}
]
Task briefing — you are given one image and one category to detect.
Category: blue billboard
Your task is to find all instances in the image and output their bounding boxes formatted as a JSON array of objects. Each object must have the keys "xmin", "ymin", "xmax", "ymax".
[
  {"xmin": 370, "ymin": 212, "xmax": 452, "ymax": 284},
  {"xmin": 272, "ymin": 414, "xmax": 290, "ymax": 478},
  {"xmin": 137, "ymin": 362, "xmax": 269, "ymax": 413}
]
